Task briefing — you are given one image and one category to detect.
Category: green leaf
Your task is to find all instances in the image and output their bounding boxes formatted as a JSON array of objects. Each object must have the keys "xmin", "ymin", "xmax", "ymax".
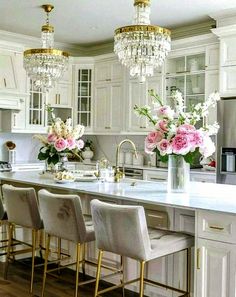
[{"xmin": 38, "ymin": 152, "xmax": 48, "ymax": 160}]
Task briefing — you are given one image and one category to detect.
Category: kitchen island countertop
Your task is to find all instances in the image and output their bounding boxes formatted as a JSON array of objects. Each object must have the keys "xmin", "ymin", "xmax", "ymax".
[{"xmin": 0, "ymin": 171, "xmax": 233, "ymax": 214}]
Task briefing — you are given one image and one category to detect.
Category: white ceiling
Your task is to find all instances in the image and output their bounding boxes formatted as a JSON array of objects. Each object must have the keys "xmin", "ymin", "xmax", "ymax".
[{"xmin": 0, "ymin": 0, "xmax": 236, "ymax": 45}]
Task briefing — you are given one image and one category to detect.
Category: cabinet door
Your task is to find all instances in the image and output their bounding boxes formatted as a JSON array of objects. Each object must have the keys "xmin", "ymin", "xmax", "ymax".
[
  {"xmin": 221, "ymin": 37, "xmax": 236, "ymax": 66},
  {"xmin": 0, "ymin": 52, "xmax": 17, "ymax": 90},
  {"xmin": 127, "ymin": 80, "xmax": 147, "ymax": 131},
  {"xmin": 205, "ymin": 70, "xmax": 219, "ymax": 125},
  {"xmin": 57, "ymin": 82, "xmax": 71, "ymax": 106},
  {"xmin": 111, "ymin": 61, "xmax": 123, "ymax": 82},
  {"xmin": 190, "ymin": 173, "xmax": 216, "ymax": 183},
  {"xmin": 107, "ymin": 83, "xmax": 123, "ymax": 132},
  {"xmin": 196, "ymin": 239, "xmax": 236, "ymax": 297},
  {"xmin": 220, "ymin": 66, "xmax": 236, "ymax": 97},
  {"xmin": 173, "ymin": 209, "xmax": 195, "ymax": 295},
  {"xmin": 94, "ymin": 85, "xmax": 109, "ymax": 132},
  {"xmin": 205, "ymin": 45, "xmax": 219, "ymax": 70},
  {"xmin": 95, "ymin": 62, "xmax": 110, "ymax": 83}
]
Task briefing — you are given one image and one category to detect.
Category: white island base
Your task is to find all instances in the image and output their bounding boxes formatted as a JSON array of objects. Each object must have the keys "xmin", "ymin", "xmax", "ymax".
[{"xmin": 0, "ymin": 171, "xmax": 236, "ymax": 297}]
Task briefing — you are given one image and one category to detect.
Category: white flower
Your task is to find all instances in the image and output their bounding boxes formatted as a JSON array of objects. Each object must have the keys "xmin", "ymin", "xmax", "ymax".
[{"xmin": 205, "ymin": 122, "xmax": 220, "ymax": 136}]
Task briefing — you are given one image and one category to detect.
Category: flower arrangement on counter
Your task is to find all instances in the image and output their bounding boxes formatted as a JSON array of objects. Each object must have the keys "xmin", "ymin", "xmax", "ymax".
[
  {"xmin": 34, "ymin": 106, "xmax": 85, "ymax": 166},
  {"xmin": 134, "ymin": 90, "xmax": 220, "ymax": 164}
]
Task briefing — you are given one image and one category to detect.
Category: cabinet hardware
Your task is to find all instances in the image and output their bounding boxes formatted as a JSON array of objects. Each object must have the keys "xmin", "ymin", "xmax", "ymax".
[
  {"xmin": 13, "ymin": 114, "xmax": 16, "ymax": 127},
  {"xmin": 209, "ymin": 225, "xmax": 224, "ymax": 231},
  {"xmin": 3, "ymin": 78, "xmax": 6, "ymax": 88},
  {"xmin": 55, "ymin": 94, "xmax": 58, "ymax": 104},
  {"xmin": 140, "ymin": 126, "xmax": 146, "ymax": 129},
  {"xmin": 105, "ymin": 79, "xmax": 111, "ymax": 82},
  {"xmin": 105, "ymin": 126, "xmax": 111, "ymax": 129},
  {"xmin": 58, "ymin": 94, "xmax": 61, "ymax": 104},
  {"xmin": 197, "ymin": 248, "xmax": 200, "ymax": 269}
]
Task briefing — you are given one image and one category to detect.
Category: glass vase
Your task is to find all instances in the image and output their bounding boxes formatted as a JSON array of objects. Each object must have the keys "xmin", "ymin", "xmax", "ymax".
[
  {"xmin": 58, "ymin": 153, "xmax": 68, "ymax": 171},
  {"xmin": 167, "ymin": 155, "xmax": 190, "ymax": 193}
]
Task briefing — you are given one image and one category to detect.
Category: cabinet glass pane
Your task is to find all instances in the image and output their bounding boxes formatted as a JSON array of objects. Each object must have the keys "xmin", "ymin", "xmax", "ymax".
[
  {"xmin": 166, "ymin": 76, "xmax": 185, "ymax": 96},
  {"xmin": 187, "ymin": 53, "xmax": 205, "ymax": 72},
  {"xmin": 186, "ymin": 74, "xmax": 205, "ymax": 96},
  {"xmin": 77, "ymin": 69, "xmax": 92, "ymax": 128},
  {"xmin": 29, "ymin": 79, "xmax": 44, "ymax": 126},
  {"xmin": 186, "ymin": 95, "xmax": 205, "ymax": 111},
  {"xmin": 166, "ymin": 57, "xmax": 185, "ymax": 74}
]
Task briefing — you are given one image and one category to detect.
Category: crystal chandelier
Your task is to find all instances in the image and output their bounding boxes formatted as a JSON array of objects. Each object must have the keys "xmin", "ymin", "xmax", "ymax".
[
  {"xmin": 23, "ymin": 4, "xmax": 69, "ymax": 91},
  {"xmin": 114, "ymin": 0, "xmax": 171, "ymax": 82}
]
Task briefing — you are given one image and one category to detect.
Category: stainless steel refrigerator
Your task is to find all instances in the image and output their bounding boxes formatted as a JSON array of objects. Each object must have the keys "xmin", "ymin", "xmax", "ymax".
[{"xmin": 217, "ymin": 98, "xmax": 236, "ymax": 184}]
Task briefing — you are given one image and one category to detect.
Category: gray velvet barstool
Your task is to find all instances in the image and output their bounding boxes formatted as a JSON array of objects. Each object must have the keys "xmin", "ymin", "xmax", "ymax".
[
  {"xmin": 91, "ymin": 199, "xmax": 194, "ymax": 297},
  {"xmin": 2, "ymin": 184, "xmax": 44, "ymax": 294},
  {"xmin": 38, "ymin": 189, "xmax": 96, "ymax": 297}
]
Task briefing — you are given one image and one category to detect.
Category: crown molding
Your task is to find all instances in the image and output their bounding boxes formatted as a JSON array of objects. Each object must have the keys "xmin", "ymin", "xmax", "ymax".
[{"xmin": 0, "ymin": 19, "xmax": 216, "ymax": 56}]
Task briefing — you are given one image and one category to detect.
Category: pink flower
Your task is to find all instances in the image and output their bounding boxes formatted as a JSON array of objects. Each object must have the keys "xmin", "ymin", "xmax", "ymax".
[
  {"xmin": 77, "ymin": 139, "xmax": 84, "ymax": 150},
  {"xmin": 156, "ymin": 119, "xmax": 169, "ymax": 132},
  {"xmin": 188, "ymin": 130, "xmax": 204, "ymax": 151},
  {"xmin": 47, "ymin": 133, "xmax": 57, "ymax": 143},
  {"xmin": 177, "ymin": 124, "xmax": 196, "ymax": 135},
  {"xmin": 157, "ymin": 139, "xmax": 172, "ymax": 156},
  {"xmin": 67, "ymin": 138, "xmax": 77, "ymax": 150},
  {"xmin": 145, "ymin": 131, "xmax": 163, "ymax": 154},
  {"xmin": 172, "ymin": 134, "xmax": 191, "ymax": 155},
  {"xmin": 54, "ymin": 138, "xmax": 68, "ymax": 152},
  {"xmin": 156, "ymin": 106, "xmax": 174, "ymax": 119}
]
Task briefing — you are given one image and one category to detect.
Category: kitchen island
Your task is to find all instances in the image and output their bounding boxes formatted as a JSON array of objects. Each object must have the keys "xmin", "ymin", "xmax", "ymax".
[{"xmin": 0, "ymin": 171, "xmax": 235, "ymax": 297}]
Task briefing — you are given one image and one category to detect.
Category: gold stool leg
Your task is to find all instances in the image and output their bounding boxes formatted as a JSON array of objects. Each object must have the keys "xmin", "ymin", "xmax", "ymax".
[
  {"xmin": 82, "ymin": 243, "xmax": 86, "ymax": 278},
  {"xmin": 139, "ymin": 261, "xmax": 145, "ymax": 297},
  {"xmin": 75, "ymin": 243, "xmax": 81, "ymax": 297},
  {"xmin": 30, "ymin": 229, "xmax": 37, "ymax": 294},
  {"xmin": 94, "ymin": 250, "xmax": 103, "ymax": 297},
  {"xmin": 4, "ymin": 223, "xmax": 13, "ymax": 279},
  {"xmin": 41, "ymin": 234, "xmax": 51, "ymax": 297}
]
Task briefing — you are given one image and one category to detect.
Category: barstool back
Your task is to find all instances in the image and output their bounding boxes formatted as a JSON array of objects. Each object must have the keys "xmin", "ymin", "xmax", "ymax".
[
  {"xmin": 0, "ymin": 196, "xmax": 6, "ymax": 220},
  {"xmin": 91, "ymin": 199, "xmax": 151, "ymax": 261},
  {"xmin": 38, "ymin": 189, "xmax": 87, "ymax": 243},
  {"xmin": 2, "ymin": 184, "xmax": 42, "ymax": 230}
]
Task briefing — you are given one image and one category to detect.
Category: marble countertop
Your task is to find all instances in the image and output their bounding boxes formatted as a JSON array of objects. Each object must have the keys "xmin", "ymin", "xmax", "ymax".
[{"xmin": 0, "ymin": 171, "xmax": 232, "ymax": 214}]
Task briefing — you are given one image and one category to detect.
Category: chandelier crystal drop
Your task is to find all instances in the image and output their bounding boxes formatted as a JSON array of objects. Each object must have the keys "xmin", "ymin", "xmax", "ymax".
[
  {"xmin": 23, "ymin": 4, "xmax": 69, "ymax": 91},
  {"xmin": 114, "ymin": 0, "xmax": 171, "ymax": 82}
]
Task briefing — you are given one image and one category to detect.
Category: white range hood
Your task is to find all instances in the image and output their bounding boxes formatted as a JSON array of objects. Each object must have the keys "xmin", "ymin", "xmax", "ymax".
[{"xmin": 0, "ymin": 91, "xmax": 24, "ymax": 110}]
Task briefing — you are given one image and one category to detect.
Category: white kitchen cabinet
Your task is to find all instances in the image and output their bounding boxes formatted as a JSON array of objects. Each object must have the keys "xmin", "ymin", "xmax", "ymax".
[
  {"xmin": 94, "ymin": 83, "xmax": 123, "ymax": 133},
  {"xmin": 74, "ymin": 66, "xmax": 93, "ymax": 131},
  {"xmin": 221, "ymin": 36, "xmax": 236, "ymax": 67},
  {"xmin": 48, "ymin": 81, "xmax": 72, "ymax": 107},
  {"xmin": 220, "ymin": 66, "xmax": 236, "ymax": 97},
  {"xmin": 205, "ymin": 70, "xmax": 219, "ymax": 125},
  {"xmin": 205, "ymin": 44, "xmax": 219, "ymax": 70},
  {"xmin": 0, "ymin": 50, "xmax": 18, "ymax": 91},
  {"xmin": 127, "ymin": 75, "xmax": 163, "ymax": 132},
  {"xmin": 191, "ymin": 172, "xmax": 216, "ymax": 183},
  {"xmin": 196, "ymin": 238, "xmax": 236, "ymax": 297},
  {"xmin": 143, "ymin": 169, "xmax": 168, "ymax": 182},
  {"xmin": 95, "ymin": 60, "xmax": 124, "ymax": 83},
  {"xmin": 173, "ymin": 209, "xmax": 195, "ymax": 296}
]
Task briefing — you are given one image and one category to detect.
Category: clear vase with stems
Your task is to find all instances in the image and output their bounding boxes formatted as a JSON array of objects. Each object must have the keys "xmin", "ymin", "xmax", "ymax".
[{"xmin": 167, "ymin": 154, "xmax": 190, "ymax": 193}]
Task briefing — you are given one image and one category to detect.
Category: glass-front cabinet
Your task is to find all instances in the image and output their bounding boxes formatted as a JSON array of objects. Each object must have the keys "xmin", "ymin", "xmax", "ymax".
[
  {"xmin": 74, "ymin": 66, "xmax": 93, "ymax": 131},
  {"xmin": 28, "ymin": 80, "xmax": 46, "ymax": 128},
  {"xmin": 165, "ymin": 53, "xmax": 205, "ymax": 111}
]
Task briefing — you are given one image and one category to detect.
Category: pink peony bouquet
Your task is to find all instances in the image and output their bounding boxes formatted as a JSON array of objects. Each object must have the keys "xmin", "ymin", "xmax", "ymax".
[
  {"xmin": 134, "ymin": 90, "xmax": 220, "ymax": 164},
  {"xmin": 34, "ymin": 107, "xmax": 85, "ymax": 165}
]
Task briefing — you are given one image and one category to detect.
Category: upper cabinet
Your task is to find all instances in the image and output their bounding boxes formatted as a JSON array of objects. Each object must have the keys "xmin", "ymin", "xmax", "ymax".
[
  {"xmin": 0, "ymin": 50, "xmax": 17, "ymax": 91},
  {"xmin": 221, "ymin": 36, "xmax": 236, "ymax": 67},
  {"xmin": 93, "ymin": 58, "xmax": 125, "ymax": 133},
  {"xmin": 95, "ymin": 60, "xmax": 123, "ymax": 83},
  {"xmin": 165, "ymin": 53, "xmax": 206, "ymax": 112},
  {"xmin": 47, "ymin": 65, "xmax": 72, "ymax": 107}
]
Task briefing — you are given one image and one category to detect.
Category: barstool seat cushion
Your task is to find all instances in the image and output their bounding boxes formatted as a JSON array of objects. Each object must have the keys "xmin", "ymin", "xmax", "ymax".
[{"xmin": 148, "ymin": 228, "xmax": 194, "ymax": 260}]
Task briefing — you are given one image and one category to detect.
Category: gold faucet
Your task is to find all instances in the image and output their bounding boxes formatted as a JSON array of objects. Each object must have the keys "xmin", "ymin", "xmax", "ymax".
[{"xmin": 114, "ymin": 139, "xmax": 138, "ymax": 182}]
